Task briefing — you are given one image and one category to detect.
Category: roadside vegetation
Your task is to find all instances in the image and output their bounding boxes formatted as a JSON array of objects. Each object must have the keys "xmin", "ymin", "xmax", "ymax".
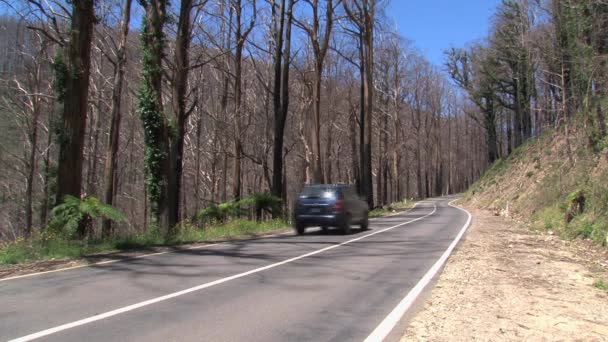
[
  {"xmin": 0, "ymin": 219, "xmax": 286, "ymax": 265},
  {"xmin": 595, "ymin": 279, "xmax": 608, "ymax": 291},
  {"xmin": 465, "ymin": 123, "xmax": 608, "ymax": 247},
  {"xmin": 369, "ymin": 200, "xmax": 416, "ymax": 218},
  {"xmin": 0, "ymin": 193, "xmax": 286, "ymax": 265},
  {"xmin": 445, "ymin": 0, "xmax": 608, "ymax": 251}
]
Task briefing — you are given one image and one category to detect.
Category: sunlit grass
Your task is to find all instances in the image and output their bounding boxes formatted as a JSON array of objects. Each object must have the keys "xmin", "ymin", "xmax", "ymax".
[
  {"xmin": 0, "ymin": 219, "xmax": 287, "ymax": 265},
  {"xmin": 369, "ymin": 200, "xmax": 416, "ymax": 218}
]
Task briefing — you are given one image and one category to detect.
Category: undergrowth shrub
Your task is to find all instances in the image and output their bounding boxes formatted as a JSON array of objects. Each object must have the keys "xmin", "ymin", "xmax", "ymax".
[
  {"xmin": 195, "ymin": 200, "xmax": 243, "ymax": 225},
  {"xmin": 240, "ymin": 193, "xmax": 282, "ymax": 221},
  {"xmin": 48, "ymin": 196, "xmax": 126, "ymax": 238},
  {"xmin": 532, "ymin": 202, "xmax": 563, "ymax": 232},
  {"xmin": 195, "ymin": 193, "xmax": 281, "ymax": 226},
  {"xmin": 1, "ymin": 218, "xmax": 287, "ymax": 265}
]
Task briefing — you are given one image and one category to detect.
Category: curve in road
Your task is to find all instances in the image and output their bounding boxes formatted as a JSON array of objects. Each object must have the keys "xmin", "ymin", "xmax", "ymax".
[{"xmin": 1, "ymin": 196, "xmax": 470, "ymax": 342}]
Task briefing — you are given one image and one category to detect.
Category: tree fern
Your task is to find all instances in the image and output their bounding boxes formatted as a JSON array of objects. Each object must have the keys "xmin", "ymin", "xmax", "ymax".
[
  {"xmin": 196, "ymin": 199, "xmax": 244, "ymax": 226},
  {"xmin": 241, "ymin": 193, "xmax": 282, "ymax": 217},
  {"xmin": 196, "ymin": 193, "xmax": 282, "ymax": 226},
  {"xmin": 49, "ymin": 196, "xmax": 127, "ymax": 238}
]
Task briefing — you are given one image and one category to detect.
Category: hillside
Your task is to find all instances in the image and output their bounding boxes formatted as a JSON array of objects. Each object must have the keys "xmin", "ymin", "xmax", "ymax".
[
  {"xmin": 403, "ymin": 123, "xmax": 608, "ymax": 340},
  {"xmin": 464, "ymin": 123, "xmax": 608, "ymax": 247}
]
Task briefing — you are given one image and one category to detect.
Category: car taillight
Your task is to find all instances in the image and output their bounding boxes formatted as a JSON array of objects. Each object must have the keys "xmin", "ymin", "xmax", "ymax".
[{"xmin": 333, "ymin": 200, "xmax": 345, "ymax": 212}]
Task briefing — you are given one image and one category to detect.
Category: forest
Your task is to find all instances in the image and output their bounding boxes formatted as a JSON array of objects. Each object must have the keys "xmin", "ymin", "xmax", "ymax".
[{"xmin": 0, "ymin": 0, "xmax": 605, "ymax": 244}]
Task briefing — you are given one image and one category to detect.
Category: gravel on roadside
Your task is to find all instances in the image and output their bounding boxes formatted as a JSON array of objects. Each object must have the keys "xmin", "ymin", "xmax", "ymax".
[{"xmin": 402, "ymin": 206, "xmax": 608, "ymax": 342}]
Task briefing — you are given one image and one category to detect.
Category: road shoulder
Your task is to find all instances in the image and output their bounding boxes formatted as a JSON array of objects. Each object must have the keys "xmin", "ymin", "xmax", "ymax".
[
  {"xmin": 402, "ymin": 206, "xmax": 608, "ymax": 341},
  {"xmin": 0, "ymin": 228, "xmax": 290, "ymax": 281}
]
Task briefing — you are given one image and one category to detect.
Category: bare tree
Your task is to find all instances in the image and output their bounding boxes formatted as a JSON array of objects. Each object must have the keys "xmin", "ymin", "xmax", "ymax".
[
  {"xmin": 296, "ymin": 0, "xmax": 337, "ymax": 183},
  {"xmin": 271, "ymin": 0, "xmax": 295, "ymax": 214},
  {"xmin": 55, "ymin": 0, "xmax": 95, "ymax": 210},
  {"xmin": 344, "ymin": 0, "xmax": 377, "ymax": 206},
  {"xmin": 167, "ymin": 0, "xmax": 199, "ymax": 228},
  {"xmin": 102, "ymin": 0, "xmax": 132, "ymax": 236},
  {"xmin": 231, "ymin": 0, "xmax": 256, "ymax": 200}
]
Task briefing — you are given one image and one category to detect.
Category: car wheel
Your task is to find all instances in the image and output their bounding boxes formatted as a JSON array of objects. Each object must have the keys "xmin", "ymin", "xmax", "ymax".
[
  {"xmin": 295, "ymin": 223, "xmax": 305, "ymax": 235},
  {"xmin": 360, "ymin": 213, "xmax": 369, "ymax": 231},
  {"xmin": 341, "ymin": 215, "xmax": 352, "ymax": 235}
]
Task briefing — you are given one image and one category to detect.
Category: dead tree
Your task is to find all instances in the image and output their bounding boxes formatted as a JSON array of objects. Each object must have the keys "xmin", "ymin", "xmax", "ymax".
[
  {"xmin": 55, "ymin": 0, "xmax": 95, "ymax": 208},
  {"xmin": 102, "ymin": 0, "xmax": 132, "ymax": 236},
  {"xmin": 295, "ymin": 0, "xmax": 337, "ymax": 184},
  {"xmin": 271, "ymin": 0, "xmax": 295, "ymax": 214}
]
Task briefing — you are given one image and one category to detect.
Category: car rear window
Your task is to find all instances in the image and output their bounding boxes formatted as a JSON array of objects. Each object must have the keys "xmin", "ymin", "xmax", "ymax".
[{"xmin": 299, "ymin": 185, "xmax": 342, "ymax": 199}]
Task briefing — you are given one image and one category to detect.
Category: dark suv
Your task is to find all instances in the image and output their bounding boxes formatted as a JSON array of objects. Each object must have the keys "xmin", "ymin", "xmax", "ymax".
[{"xmin": 294, "ymin": 184, "xmax": 369, "ymax": 235}]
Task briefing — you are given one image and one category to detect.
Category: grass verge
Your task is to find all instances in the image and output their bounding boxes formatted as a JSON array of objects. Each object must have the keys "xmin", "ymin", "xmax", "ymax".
[
  {"xmin": 369, "ymin": 200, "xmax": 417, "ymax": 218},
  {"xmin": 0, "ymin": 219, "xmax": 287, "ymax": 266}
]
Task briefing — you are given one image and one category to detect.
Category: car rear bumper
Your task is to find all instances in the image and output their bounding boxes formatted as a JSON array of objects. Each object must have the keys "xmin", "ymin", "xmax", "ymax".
[{"xmin": 295, "ymin": 214, "xmax": 346, "ymax": 228}]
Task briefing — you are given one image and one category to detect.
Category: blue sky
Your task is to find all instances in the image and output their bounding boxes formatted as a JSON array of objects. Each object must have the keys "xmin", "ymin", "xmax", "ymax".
[{"xmin": 386, "ymin": 0, "xmax": 502, "ymax": 67}]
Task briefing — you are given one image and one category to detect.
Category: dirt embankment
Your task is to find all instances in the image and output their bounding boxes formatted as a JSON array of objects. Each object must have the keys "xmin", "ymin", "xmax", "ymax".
[{"xmin": 403, "ymin": 206, "xmax": 608, "ymax": 341}]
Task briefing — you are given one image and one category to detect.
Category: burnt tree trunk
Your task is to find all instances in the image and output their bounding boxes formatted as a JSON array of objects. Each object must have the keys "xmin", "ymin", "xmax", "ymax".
[
  {"xmin": 362, "ymin": 0, "xmax": 375, "ymax": 207},
  {"xmin": 55, "ymin": 0, "xmax": 95, "ymax": 206},
  {"xmin": 271, "ymin": 0, "xmax": 294, "ymax": 216},
  {"xmin": 25, "ymin": 62, "xmax": 42, "ymax": 236},
  {"xmin": 299, "ymin": 0, "xmax": 334, "ymax": 184},
  {"xmin": 168, "ymin": 0, "xmax": 194, "ymax": 230},
  {"xmin": 102, "ymin": 0, "xmax": 131, "ymax": 237},
  {"xmin": 141, "ymin": 0, "xmax": 171, "ymax": 229},
  {"xmin": 231, "ymin": 0, "xmax": 256, "ymax": 201}
]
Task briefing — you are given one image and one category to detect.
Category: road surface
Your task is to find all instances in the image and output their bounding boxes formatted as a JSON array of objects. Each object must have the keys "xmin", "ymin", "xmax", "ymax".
[{"xmin": 0, "ymin": 196, "xmax": 470, "ymax": 342}]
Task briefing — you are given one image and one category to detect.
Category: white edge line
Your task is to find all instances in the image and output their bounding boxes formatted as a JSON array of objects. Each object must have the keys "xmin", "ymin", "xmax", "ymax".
[
  {"xmin": 0, "ymin": 202, "xmax": 423, "ymax": 283},
  {"xmin": 383, "ymin": 201, "xmax": 423, "ymax": 218},
  {"xmin": 8, "ymin": 202, "xmax": 437, "ymax": 342},
  {"xmin": 0, "ymin": 231, "xmax": 302, "ymax": 283},
  {"xmin": 363, "ymin": 198, "xmax": 473, "ymax": 342}
]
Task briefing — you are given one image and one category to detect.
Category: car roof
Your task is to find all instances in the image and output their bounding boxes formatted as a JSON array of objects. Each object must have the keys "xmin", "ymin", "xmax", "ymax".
[
  {"xmin": 303, "ymin": 183, "xmax": 349, "ymax": 188},
  {"xmin": 300, "ymin": 184, "xmax": 353, "ymax": 194}
]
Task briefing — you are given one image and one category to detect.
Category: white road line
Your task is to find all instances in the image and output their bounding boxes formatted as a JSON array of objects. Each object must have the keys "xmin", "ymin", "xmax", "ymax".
[
  {"xmin": 1, "ymin": 202, "xmax": 423, "ymax": 283},
  {"xmin": 363, "ymin": 198, "xmax": 472, "ymax": 342},
  {"xmin": 0, "ymin": 231, "xmax": 300, "ymax": 283},
  {"xmin": 383, "ymin": 201, "xmax": 424, "ymax": 218},
  {"xmin": 8, "ymin": 203, "xmax": 437, "ymax": 342}
]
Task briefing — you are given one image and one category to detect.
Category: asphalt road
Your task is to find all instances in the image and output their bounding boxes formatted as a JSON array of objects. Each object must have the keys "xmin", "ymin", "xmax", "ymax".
[{"xmin": 0, "ymin": 196, "xmax": 470, "ymax": 342}]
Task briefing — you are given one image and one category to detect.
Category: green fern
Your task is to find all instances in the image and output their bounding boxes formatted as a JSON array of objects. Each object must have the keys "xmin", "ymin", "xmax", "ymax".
[
  {"xmin": 241, "ymin": 193, "xmax": 281, "ymax": 210},
  {"xmin": 196, "ymin": 199, "xmax": 244, "ymax": 226},
  {"xmin": 195, "ymin": 194, "xmax": 281, "ymax": 226},
  {"xmin": 196, "ymin": 204, "xmax": 222, "ymax": 224},
  {"xmin": 217, "ymin": 200, "xmax": 244, "ymax": 217},
  {"xmin": 240, "ymin": 193, "xmax": 282, "ymax": 221},
  {"xmin": 48, "ymin": 196, "xmax": 126, "ymax": 238}
]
